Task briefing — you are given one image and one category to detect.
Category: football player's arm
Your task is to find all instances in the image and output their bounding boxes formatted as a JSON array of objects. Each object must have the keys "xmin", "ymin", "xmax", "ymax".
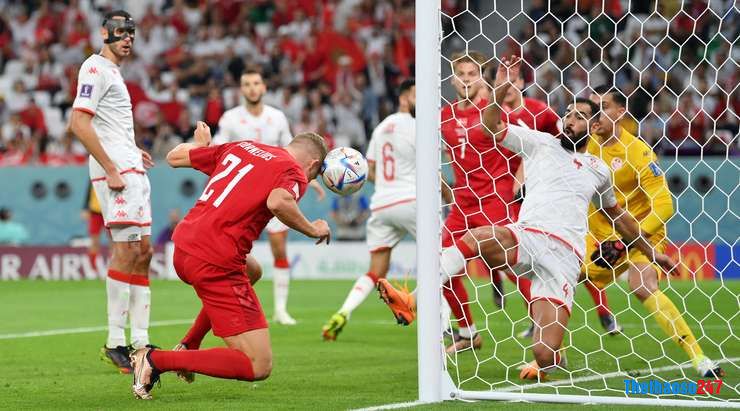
[
  {"xmin": 69, "ymin": 109, "xmax": 117, "ymax": 175},
  {"xmin": 638, "ymin": 158, "xmax": 674, "ymax": 235},
  {"xmin": 365, "ymin": 132, "xmax": 377, "ymax": 183},
  {"xmin": 267, "ymin": 188, "xmax": 330, "ymax": 244},
  {"xmin": 481, "ymin": 57, "xmax": 518, "ymax": 140},
  {"xmin": 366, "ymin": 160, "xmax": 376, "ymax": 183},
  {"xmin": 597, "ymin": 178, "xmax": 676, "ymax": 273},
  {"xmin": 167, "ymin": 121, "xmax": 212, "ymax": 168}
]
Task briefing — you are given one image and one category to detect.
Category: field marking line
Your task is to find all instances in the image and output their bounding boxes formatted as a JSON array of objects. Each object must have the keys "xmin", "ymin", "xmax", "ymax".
[
  {"xmin": 352, "ymin": 400, "xmax": 424, "ymax": 411},
  {"xmin": 0, "ymin": 319, "xmax": 193, "ymax": 340},
  {"xmin": 494, "ymin": 356, "xmax": 740, "ymax": 393}
]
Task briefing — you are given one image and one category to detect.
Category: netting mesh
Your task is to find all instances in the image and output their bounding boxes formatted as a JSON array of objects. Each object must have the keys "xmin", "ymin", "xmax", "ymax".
[{"xmin": 437, "ymin": 0, "xmax": 738, "ymax": 404}]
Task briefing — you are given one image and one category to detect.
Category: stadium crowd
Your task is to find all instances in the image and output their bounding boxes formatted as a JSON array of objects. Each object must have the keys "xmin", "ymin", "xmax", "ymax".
[{"xmin": 0, "ymin": 0, "xmax": 736, "ymax": 167}]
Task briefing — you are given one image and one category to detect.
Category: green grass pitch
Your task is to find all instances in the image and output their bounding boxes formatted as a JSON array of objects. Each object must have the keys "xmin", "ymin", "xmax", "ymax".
[{"xmin": 0, "ymin": 278, "xmax": 737, "ymax": 410}]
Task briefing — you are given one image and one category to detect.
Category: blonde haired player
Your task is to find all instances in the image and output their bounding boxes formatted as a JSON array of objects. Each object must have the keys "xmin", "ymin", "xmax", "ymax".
[
  {"xmin": 214, "ymin": 67, "xmax": 325, "ymax": 325},
  {"xmin": 322, "ymin": 79, "xmax": 416, "ymax": 340},
  {"xmin": 584, "ymin": 87, "xmax": 725, "ymax": 378},
  {"xmin": 69, "ymin": 10, "xmax": 154, "ymax": 373}
]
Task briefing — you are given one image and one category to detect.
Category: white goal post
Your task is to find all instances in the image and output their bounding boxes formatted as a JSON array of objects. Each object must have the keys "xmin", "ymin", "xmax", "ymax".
[{"xmin": 415, "ymin": 1, "xmax": 738, "ymax": 408}]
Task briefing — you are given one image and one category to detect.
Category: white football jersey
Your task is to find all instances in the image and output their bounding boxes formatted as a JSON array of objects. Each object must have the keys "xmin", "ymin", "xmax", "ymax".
[
  {"xmin": 365, "ymin": 112, "xmax": 416, "ymax": 210},
  {"xmin": 73, "ymin": 54, "xmax": 142, "ymax": 179},
  {"xmin": 213, "ymin": 104, "xmax": 292, "ymax": 147},
  {"xmin": 501, "ymin": 125, "xmax": 618, "ymax": 257}
]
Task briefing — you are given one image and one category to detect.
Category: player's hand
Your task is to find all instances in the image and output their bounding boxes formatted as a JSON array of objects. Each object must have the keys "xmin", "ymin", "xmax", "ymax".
[
  {"xmin": 494, "ymin": 55, "xmax": 522, "ymax": 89},
  {"xmin": 106, "ymin": 170, "xmax": 126, "ymax": 191},
  {"xmin": 311, "ymin": 219, "xmax": 331, "ymax": 245},
  {"xmin": 141, "ymin": 149, "xmax": 155, "ymax": 169},
  {"xmin": 655, "ymin": 252, "xmax": 678, "ymax": 276},
  {"xmin": 194, "ymin": 121, "xmax": 212, "ymax": 147},
  {"xmin": 590, "ymin": 240, "xmax": 627, "ymax": 269}
]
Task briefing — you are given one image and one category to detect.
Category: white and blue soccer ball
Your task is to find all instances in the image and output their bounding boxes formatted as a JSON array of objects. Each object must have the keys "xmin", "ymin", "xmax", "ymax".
[{"xmin": 321, "ymin": 147, "xmax": 368, "ymax": 196}]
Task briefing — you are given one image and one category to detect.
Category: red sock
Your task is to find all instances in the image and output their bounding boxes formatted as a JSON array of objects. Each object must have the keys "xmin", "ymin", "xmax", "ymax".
[
  {"xmin": 181, "ymin": 308, "xmax": 211, "ymax": 350},
  {"xmin": 443, "ymin": 276, "xmax": 474, "ymax": 328},
  {"xmin": 585, "ymin": 281, "xmax": 611, "ymax": 317},
  {"xmin": 506, "ymin": 272, "xmax": 532, "ymax": 303},
  {"xmin": 274, "ymin": 258, "xmax": 290, "ymax": 269},
  {"xmin": 150, "ymin": 348, "xmax": 255, "ymax": 381}
]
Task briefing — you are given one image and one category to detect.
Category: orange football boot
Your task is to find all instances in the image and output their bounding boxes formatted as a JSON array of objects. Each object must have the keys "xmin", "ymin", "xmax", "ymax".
[{"xmin": 377, "ymin": 278, "xmax": 416, "ymax": 325}]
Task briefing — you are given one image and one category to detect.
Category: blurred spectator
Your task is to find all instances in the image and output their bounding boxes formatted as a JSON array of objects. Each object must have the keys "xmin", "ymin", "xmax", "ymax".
[
  {"xmin": 0, "ymin": 207, "xmax": 29, "ymax": 245},
  {"xmin": 330, "ymin": 192, "xmax": 370, "ymax": 241},
  {"xmin": 156, "ymin": 209, "xmax": 181, "ymax": 246}
]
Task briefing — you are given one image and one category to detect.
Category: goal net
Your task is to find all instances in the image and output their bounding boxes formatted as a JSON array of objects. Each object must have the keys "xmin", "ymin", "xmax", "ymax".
[{"xmin": 415, "ymin": 0, "xmax": 738, "ymax": 407}]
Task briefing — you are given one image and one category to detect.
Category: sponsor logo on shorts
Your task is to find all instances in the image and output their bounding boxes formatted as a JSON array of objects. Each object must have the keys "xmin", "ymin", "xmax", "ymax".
[
  {"xmin": 128, "ymin": 234, "xmax": 139, "ymax": 241},
  {"xmin": 624, "ymin": 379, "xmax": 723, "ymax": 395},
  {"xmin": 115, "ymin": 210, "xmax": 128, "ymax": 218},
  {"xmin": 79, "ymin": 84, "xmax": 93, "ymax": 98},
  {"xmin": 114, "ymin": 196, "xmax": 126, "ymax": 205},
  {"xmin": 137, "ymin": 206, "xmax": 144, "ymax": 217}
]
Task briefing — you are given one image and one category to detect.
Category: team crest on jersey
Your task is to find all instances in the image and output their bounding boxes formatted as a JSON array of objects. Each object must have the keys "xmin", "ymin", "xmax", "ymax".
[
  {"xmin": 648, "ymin": 162, "xmax": 663, "ymax": 176},
  {"xmin": 611, "ymin": 157, "xmax": 624, "ymax": 170},
  {"xmin": 79, "ymin": 84, "xmax": 93, "ymax": 98}
]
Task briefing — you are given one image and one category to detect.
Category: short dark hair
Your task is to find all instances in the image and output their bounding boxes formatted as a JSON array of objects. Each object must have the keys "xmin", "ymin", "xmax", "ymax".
[
  {"xmin": 399, "ymin": 78, "xmax": 415, "ymax": 96},
  {"xmin": 602, "ymin": 88, "xmax": 627, "ymax": 108},
  {"xmin": 102, "ymin": 10, "xmax": 132, "ymax": 25},
  {"xmin": 575, "ymin": 97, "xmax": 599, "ymax": 119},
  {"xmin": 242, "ymin": 66, "xmax": 263, "ymax": 78},
  {"xmin": 592, "ymin": 85, "xmax": 627, "ymax": 108}
]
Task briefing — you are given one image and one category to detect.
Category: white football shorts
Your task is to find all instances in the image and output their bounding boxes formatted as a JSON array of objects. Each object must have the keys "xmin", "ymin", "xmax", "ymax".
[
  {"xmin": 366, "ymin": 200, "xmax": 416, "ymax": 251},
  {"xmin": 265, "ymin": 216, "xmax": 289, "ymax": 234},
  {"xmin": 92, "ymin": 171, "xmax": 152, "ymax": 242},
  {"xmin": 504, "ymin": 224, "xmax": 581, "ymax": 314}
]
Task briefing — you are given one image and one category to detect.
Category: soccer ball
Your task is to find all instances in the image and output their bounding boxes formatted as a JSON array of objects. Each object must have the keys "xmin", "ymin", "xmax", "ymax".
[{"xmin": 321, "ymin": 147, "xmax": 368, "ymax": 196}]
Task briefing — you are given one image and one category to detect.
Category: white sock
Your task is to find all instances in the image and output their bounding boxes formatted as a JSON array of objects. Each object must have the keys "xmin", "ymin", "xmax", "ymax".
[
  {"xmin": 273, "ymin": 267, "xmax": 290, "ymax": 313},
  {"xmin": 129, "ymin": 283, "xmax": 151, "ymax": 349},
  {"xmin": 458, "ymin": 324, "xmax": 477, "ymax": 339},
  {"xmin": 440, "ymin": 246, "xmax": 466, "ymax": 286},
  {"xmin": 441, "ymin": 298, "xmax": 452, "ymax": 332},
  {"xmin": 339, "ymin": 274, "xmax": 376, "ymax": 316},
  {"xmin": 106, "ymin": 275, "xmax": 130, "ymax": 348}
]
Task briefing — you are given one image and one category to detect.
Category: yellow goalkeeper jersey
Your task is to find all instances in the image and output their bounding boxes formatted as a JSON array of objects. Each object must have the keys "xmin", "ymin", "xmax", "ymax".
[{"xmin": 586, "ymin": 127, "xmax": 674, "ymax": 241}]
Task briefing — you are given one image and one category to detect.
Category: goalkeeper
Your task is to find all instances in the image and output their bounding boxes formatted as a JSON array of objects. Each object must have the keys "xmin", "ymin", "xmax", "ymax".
[{"xmin": 584, "ymin": 88, "xmax": 724, "ymax": 378}]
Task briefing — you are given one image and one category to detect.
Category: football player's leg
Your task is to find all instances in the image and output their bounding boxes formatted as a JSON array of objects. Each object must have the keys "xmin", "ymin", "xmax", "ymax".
[
  {"xmin": 442, "ymin": 225, "xmax": 516, "ymax": 353},
  {"xmin": 268, "ymin": 226, "xmax": 294, "ymax": 325},
  {"xmin": 130, "ymin": 234, "xmax": 153, "ymax": 349},
  {"xmin": 583, "ymin": 240, "xmax": 621, "ymax": 334},
  {"xmin": 629, "ymin": 262, "xmax": 723, "ymax": 377},
  {"xmin": 520, "ymin": 299, "xmax": 569, "ymax": 380}
]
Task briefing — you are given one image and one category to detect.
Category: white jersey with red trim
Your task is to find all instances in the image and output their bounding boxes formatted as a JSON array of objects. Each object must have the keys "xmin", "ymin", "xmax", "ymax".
[
  {"xmin": 213, "ymin": 104, "xmax": 292, "ymax": 146},
  {"xmin": 501, "ymin": 125, "xmax": 617, "ymax": 257},
  {"xmin": 365, "ymin": 112, "xmax": 416, "ymax": 211},
  {"xmin": 72, "ymin": 54, "xmax": 142, "ymax": 180}
]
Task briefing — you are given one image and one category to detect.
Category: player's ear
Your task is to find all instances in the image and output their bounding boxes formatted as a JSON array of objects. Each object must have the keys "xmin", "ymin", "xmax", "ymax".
[{"xmin": 100, "ymin": 26, "xmax": 107, "ymax": 39}]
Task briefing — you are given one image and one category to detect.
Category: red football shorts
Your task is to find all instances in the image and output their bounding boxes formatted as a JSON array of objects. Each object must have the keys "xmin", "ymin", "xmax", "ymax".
[
  {"xmin": 88, "ymin": 212, "xmax": 104, "ymax": 236},
  {"xmin": 173, "ymin": 247, "xmax": 268, "ymax": 337},
  {"xmin": 442, "ymin": 201, "xmax": 519, "ymax": 247}
]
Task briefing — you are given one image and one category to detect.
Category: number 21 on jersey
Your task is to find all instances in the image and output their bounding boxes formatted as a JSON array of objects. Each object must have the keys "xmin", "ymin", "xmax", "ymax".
[{"xmin": 199, "ymin": 153, "xmax": 254, "ymax": 207}]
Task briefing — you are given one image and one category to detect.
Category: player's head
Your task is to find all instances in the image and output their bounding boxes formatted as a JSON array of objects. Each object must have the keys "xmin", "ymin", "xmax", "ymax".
[
  {"xmin": 450, "ymin": 50, "xmax": 488, "ymax": 101},
  {"xmin": 240, "ymin": 67, "xmax": 266, "ymax": 106},
  {"xmin": 588, "ymin": 84, "xmax": 610, "ymax": 106},
  {"xmin": 560, "ymin": 98, "xmax": 599, "ymax": 152},
  {"xmin": 398, "ymin": 78, "xmax": 415, "ymax": 117},
  {"xmin": 593, "ymin": 88, "xmax": 627, "ymax": 136},
  {"xmin": 287, "ymin": 132, "xmax": 329, "ymax": 180},
  {"xmin": 100, "ymin": 10, "xmax": 135, "ymax": 58}
]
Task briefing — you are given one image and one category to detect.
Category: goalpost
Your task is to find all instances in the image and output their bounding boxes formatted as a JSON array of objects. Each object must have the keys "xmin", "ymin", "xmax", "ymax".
[{"xmin": 415, "ymin": 1, "xmax": 738, "ymax": 407}]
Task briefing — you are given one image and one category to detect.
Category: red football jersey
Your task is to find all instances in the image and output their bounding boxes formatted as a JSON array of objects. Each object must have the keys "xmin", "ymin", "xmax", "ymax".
[
  {"xmin": 173, "ymin": 141, "xmax": 308, "ymax": 271},
  {"xmin": 441, "ymin": 99, "xmax": 519, "ymax": 212},
  {"xmin": 504, "ymin": 97, "xmax": 560, "ymax": 135}
]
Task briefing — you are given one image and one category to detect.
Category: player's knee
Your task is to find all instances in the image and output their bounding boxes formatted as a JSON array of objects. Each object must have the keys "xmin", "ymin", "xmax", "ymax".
[{"xmin": 251, "ymin": 355, "xmax": 273, "ymax": 381}]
